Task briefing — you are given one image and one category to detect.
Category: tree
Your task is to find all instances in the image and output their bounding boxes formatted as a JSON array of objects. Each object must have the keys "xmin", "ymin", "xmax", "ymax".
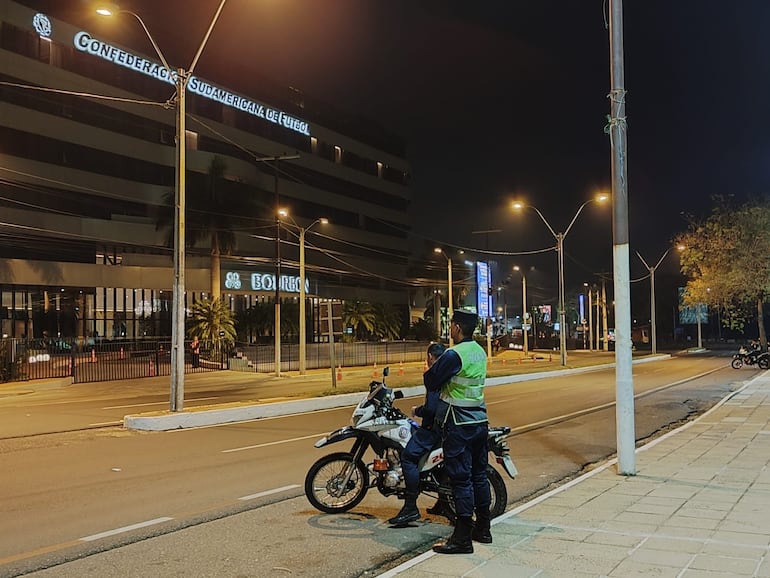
[
  {"xmin": 676, "ymin": 198, "xmax": 770, "ymax": 347},
  {"xmin": 342, "ymin": 300, "xmax": 376, "ymax": 340},
  {"xmin": 371, "ymin": 303, "xmax": 404, "ymax": 340},
  {"xmin": 187, "ymin": 298, "xmax": 236, "ymax": 344},
  {"xmin": 156, "ymin": 157, "xmax": 264, "ymax": 300}
]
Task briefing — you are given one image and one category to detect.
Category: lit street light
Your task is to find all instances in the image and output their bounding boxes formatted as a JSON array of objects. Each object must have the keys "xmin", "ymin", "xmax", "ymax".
[
  {"xmin": 433, "ymin": 247, "xmax": 457, "ymax": 345},
  {"xmin": 512, "ymin": 195, "xmax": 608, "ymax": 366},
  {"xmin": 99, "ymin": 1, "xmax": 229, "ymax": 412},
  {"xmin": 513, "ymin": 266, "xmax": 529, "ymax": 355},
  {"xmin": 279, "ymin": 209, "xmax": 327, "ymax": 375}
]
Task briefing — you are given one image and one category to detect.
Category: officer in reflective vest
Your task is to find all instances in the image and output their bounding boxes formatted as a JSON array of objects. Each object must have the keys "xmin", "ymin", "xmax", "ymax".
[{"xmin": 424, "ymin": 310, "xmax": 490, "ymax": 554}]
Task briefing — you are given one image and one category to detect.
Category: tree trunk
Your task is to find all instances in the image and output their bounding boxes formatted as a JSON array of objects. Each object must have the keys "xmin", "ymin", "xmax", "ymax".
[
  {"xmin": 210, "ymin": 234, "xmax": 221, "ymax": 301},
  {"xmin": 758, "ymin": 295, "xmax": 767, "ymax": 350}
]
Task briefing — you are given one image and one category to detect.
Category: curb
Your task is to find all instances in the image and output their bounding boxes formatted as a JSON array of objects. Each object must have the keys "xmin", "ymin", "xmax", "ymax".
[{"xmin": 124, "ymin": 355, "xmax": 671, "ymax": 431}]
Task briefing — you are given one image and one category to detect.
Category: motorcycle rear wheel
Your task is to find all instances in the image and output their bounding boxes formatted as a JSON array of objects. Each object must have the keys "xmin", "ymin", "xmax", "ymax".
[
  {"xmin": 731, "ymin": 358, "xmax": 743, "ymax": 369},
  {"xmin": 759, "ymin": 357, "xmax": 770, "ymax": 370},
  {"xmin": 304, "ymin": 452, "xmax": 370, "ymax": 513},
  {"xmin": 440, "ymin": 465, "xmax": 508, "ymax": 520}
]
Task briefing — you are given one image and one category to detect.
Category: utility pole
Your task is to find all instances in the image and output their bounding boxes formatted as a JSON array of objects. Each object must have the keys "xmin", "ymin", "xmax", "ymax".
[
  {"xmin": 609, "ymin": 0, "xmax": 635, "ymax": 475},
  {"xmin": 601, "ymin": 277, "xmax": 609, "ymax": 352},
  {"xmin": 274, "ymin": 165, "xmax": 281, "ymax": 377}
]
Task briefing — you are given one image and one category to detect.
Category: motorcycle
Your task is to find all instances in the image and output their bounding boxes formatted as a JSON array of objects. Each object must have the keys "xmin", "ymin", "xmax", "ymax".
[
  {"xmin": 304, "ymin": 367, "xmax": 518, "ymax": 521},
  {"xmin": 732, "ymin": 345, "xmax": 770, "ymax": 369}
]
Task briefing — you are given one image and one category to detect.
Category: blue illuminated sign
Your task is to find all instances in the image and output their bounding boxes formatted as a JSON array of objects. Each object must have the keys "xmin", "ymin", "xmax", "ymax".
[{"xmin": 476, "ymin": 262, "xmax": 490, "ymax": 318}]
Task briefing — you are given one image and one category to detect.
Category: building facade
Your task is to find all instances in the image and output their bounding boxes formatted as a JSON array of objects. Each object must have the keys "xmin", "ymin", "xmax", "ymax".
[{"xmin": 0, "ymin": 1, "xmax": 412, "ymax": 342}]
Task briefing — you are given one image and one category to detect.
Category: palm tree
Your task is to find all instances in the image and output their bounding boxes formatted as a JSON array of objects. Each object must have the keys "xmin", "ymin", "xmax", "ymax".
[
  {"xmin": 187, "ymin": 298, "xmax": 236, "ymax": 344},
  {"xmin": 372, "ymin": 303, "xmax": 404, "ymax": 340},
  {"xmin": 342, "ymin": 300, "xmax": 376, "ymax": 341},
  {"xmin": 156, "ymin": 157, "xmax": 264, "ymax": 300}
]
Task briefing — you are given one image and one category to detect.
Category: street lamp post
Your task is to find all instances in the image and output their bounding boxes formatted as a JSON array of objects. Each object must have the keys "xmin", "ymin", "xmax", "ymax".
[
  {"xmin": 99, "ymin": 1, "xmax": 229, "ymax": 412},
  {"xmin": 513, "ymin": 266, "xmax": 528, "ymax": 356},
  {"xmin": 636, "ymin": 248, "xmax": 672, "ymax": 355},
  {"xmin": 434, "ymin": 248, "xmax": 455, "ymax": 345},
  {"xmin": 512, "ymin": 196, "xmax": 608, "ymax": 366},
  {"xmin": 279, "ymin": 210, "xmax": 327, "ymax": 375},
  {"xmin": 584, "ymin": 282, "xmax": 594, "ymax": 350}
]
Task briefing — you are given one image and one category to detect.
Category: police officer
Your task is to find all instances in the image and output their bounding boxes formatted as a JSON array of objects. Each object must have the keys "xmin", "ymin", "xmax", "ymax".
[{"xmin": 424, "ymin": 310, "xmax": 490, "ymax": 554}]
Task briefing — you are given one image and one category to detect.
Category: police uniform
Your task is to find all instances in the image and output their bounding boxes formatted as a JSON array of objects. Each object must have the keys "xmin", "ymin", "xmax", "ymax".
[{"xmin": 427, "ymin": 310, "xmax": 491, "ymax": 554}]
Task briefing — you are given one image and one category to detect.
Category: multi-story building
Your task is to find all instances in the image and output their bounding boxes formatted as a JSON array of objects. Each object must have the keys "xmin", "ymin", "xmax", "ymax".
[{"xmin": 0, "ymin": 1, "xmax": 411, "ymax": 342}]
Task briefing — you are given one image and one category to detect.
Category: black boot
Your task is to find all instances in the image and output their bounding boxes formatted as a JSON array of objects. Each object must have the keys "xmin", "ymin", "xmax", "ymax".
[
  {"xmin": 472, "ymin": 508, "xmax": 492, "ymax": 544},
  {"xmin": 388, "ymin": 495, "xmax": 420, "ymax": 526},
  {"xmin": 433, "ymin": 516, "xmax": 474, "ymax": 554}
]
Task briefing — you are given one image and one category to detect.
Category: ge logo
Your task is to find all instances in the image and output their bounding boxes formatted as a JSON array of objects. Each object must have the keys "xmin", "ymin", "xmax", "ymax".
[
  {"xmin": 224, "ymin": 271, "xmax": 241, "ymax": 289},
  {"xmin": 33, "ymin": 13, "xmax": 52, "ymax": 38}
]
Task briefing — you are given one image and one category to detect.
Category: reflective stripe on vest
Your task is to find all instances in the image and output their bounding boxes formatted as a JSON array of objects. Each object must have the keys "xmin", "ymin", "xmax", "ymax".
[{"xmin": 441, "ymin": 340, "xmax": 486, "ymax": 407}]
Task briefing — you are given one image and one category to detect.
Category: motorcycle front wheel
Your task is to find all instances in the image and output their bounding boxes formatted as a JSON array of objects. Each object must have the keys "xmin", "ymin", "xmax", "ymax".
[
  {"xmin": 759, "ymin": 357, "xmax": 770, "ymax": 370},
  {"xmin": 304, "ymin": 452, "xmax": 370, "ymax": 513},
  {"xmin": 731, "ymin": 358, "xmax": 743, "ymax": 369}
]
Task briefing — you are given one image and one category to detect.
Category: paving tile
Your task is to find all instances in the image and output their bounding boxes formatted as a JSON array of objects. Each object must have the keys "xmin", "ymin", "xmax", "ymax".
[
  {"xmin": 708, "ymin": 529, "xmax": 770, "ymax": 547},
  {"xmin": 643, "ymin": 537, "xmax": 703, "ymax": 554},
  {"xmin": 613, "ymin": 511, "xmax": 668, "ymax": 526},
  {"xmin": 628, "ymin": 547, "xmax": 695, "ymax": 567},
  {"xmin": 607, "ymin": 558, "xmax": 683, "ymax": 577},
  {"xmin": 689, "ymin": 553, "xmax": 761, "ymax": 574},
  {"xmin": 699, "ymin": 540, "xmax": 768, "ymax": 559},
  {"xmin": 464, "ymin": 560, "xmax": 542, "ymax": 578},
  {"xmin": 583, "ymin": 530, "xmax": 645, "ymax": 548},
  {"xmin": 662, "ymin": 514, "xmax": 720, "ymax": 530}
]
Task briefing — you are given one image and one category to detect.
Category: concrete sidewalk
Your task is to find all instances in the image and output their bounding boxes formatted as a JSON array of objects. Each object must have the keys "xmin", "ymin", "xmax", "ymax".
[{"xmin": 380, "ymin": 370, "xmax": 770, "ymax": 578}]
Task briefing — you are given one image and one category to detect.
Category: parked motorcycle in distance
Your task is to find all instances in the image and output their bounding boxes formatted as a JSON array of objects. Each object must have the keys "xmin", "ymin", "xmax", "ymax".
[
  {"xmin": 304, "ymin": 367, "xmax": 517, "ymax": 521},
  {"xmin": 732, "ymin": 344, "xmax": 770, "ymax": 369}
]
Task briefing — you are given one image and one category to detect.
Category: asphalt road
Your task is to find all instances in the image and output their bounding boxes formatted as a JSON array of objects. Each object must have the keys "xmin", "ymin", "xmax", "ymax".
[{"xmin": 0, "ymin": 352, "xmax": 755, "ymax": 577}]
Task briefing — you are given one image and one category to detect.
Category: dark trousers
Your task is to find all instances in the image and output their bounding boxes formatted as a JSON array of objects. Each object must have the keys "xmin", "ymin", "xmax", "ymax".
[
  {"xmin": 442, "ymin": 421, "xmax": 490, "ymax": 518},
  {"xmin": 402, "ymin": 426, "xmax": 440, "ymax": 496}
]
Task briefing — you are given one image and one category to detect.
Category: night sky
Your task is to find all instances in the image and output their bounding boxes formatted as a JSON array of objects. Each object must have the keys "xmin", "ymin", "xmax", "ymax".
[{"xmin": 15, "ymin": 0, "xmax": 770, "ymax": 308}]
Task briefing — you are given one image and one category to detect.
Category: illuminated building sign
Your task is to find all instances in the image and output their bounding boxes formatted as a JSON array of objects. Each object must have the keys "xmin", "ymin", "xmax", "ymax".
[
  {"xmin": 476, "ymin": 262, "xmax": 490, "ymax": 319},
  {"xmin": 72, "ymin": 31, "xmax": 311, "ymax": 137},
  {"xmin": 223, "ymin": 271, "xmax": 310, "ymax": 294}
]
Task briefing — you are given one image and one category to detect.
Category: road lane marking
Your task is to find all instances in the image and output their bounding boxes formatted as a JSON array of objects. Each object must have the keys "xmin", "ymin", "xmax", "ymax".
[
  {"xmin": 103, "ymin": 397, "xmax": 219, "ymax": 410},
  {"xmin": 80, "ymin": 517, "xmax": 173, "ymax": 542},
  {"xmin": 221, "ymin": 433, "xmax": 327, "ymax": 453},
  {"xmin": 239, "ymin": 484, "xmax": 300, "ymax": 501}
]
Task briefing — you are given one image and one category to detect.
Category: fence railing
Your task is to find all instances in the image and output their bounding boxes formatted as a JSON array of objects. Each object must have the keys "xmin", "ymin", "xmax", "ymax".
[
  {"xmin": 0, "ymin": 338, "xmax": 223, "ymax": 384},
  {"xmin": 1, "ymin": 338, "xmax": 433, "ymax": 384},
  {"xmin": 230, "ymin": 341, "xmax": 430, "ymax": 373}
]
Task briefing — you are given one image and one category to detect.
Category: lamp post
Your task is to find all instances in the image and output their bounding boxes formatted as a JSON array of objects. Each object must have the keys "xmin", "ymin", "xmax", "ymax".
[
  {"xmin": 513, "ymin": 266, "xmax": 528, "ymax": 355},
  {"xmin": 512, "ymin": 195, "xmax": 608, "ymax": 366},
  {"xmin": 584, "ymin": 282, "xmax": 594, "ymax": 350},
  {"xmin": 635, "ymin": 248, "xmax": 674, "ymax": 355},
  {"xmin": 279, "ymin": 210, "xmax": 327, "ymax": 375},
  {"xmin": 99, "ymin": 1, "xmax": 229, "ymax": 412},
  {"xmin": 434, "ymin": 247, "xmax": 455, "ymax": 345}
]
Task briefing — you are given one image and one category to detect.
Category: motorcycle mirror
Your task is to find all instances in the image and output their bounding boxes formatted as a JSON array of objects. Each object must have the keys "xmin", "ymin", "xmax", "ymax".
[
  {"xmin": 394, "ymin": 390, "xmax": 404, "ymax": 399},
  {"xmin": 383, "ymin": 367, "xmax": 389, "ymax": 377}
]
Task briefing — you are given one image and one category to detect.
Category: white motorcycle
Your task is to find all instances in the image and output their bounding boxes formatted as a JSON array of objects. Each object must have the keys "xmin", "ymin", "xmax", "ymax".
[{"xmin": 304, "ymin": 368, "xmax": 518, "ymax": 520}]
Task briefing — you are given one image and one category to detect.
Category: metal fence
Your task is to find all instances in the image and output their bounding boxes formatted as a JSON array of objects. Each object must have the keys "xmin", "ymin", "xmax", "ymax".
[
  {"xmin": 0, "ymin": 338, "xmax": 223, "ymax": 384},
  {"xmin": 0, "ymin": 338, "xmax": 432, "ymax": 384},
  {"xmin": 229, "ymin": 340, "xmax": 430, "ymax": 373}
]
